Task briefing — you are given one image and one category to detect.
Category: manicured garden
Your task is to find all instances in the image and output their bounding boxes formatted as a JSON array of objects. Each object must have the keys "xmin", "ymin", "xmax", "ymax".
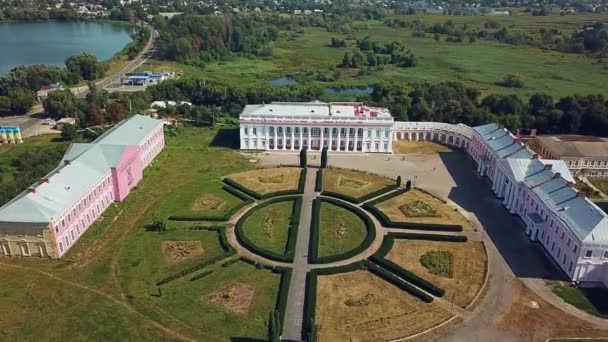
[
  {"xmin": 225, "ymin": 167, "xmax": 304, "ymax": 198},
  {"xmin": 321, "ymin": 167, "xmax": 396, "ymax": 203},
  {"xmin": 317, "ymin": 201, "xmax": 367, "ymax": 258}
]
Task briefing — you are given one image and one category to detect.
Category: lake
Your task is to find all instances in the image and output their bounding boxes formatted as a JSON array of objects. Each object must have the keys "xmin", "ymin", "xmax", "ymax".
[{"xmin": 0, "ymin": 21, "xmax": 133, "ymax": 74}]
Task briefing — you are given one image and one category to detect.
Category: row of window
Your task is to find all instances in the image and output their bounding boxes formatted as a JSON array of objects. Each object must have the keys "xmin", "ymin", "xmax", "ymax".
[
  {"xmin": 243, "ymin": 126, "xmax": 391, "ymax": 139},
  {"xmin": 567, "ymin": 159, "xmax": 608, "ymax": 168},
  {"xmin": 57, "ymin": 193, "xmax": 112, "ymax": 254},
  {"xmin": 57, "ymin": 175, "xmax": 113, "ymax": 232}
]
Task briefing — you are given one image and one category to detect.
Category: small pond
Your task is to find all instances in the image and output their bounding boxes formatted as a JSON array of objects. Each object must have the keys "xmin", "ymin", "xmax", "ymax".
[{"xmin": 269, "ymin": 77, "xmax": 297, "ymax": 86}]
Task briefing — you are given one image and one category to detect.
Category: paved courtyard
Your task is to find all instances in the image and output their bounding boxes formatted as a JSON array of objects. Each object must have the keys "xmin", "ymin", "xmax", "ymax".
[{"xmin": 258, "ymin": 150, "xmax": 608, "ymax": 340}]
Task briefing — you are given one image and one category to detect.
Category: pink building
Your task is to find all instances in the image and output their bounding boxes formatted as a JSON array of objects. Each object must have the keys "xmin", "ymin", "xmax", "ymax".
[{"xmin": 0, "ymin": 115, "xmax": 165, "ymax": 259}]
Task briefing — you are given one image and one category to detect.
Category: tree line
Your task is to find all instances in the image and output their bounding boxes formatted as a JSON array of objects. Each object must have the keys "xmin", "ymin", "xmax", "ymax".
[{"xmin": 339, "ymin": 38, "xmax": 417, "ymax": 68}]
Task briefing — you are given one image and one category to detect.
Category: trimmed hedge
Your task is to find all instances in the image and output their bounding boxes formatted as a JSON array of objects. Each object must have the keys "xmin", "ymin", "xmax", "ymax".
[
  {"xmin": 223, "ymin": 168, "xmax": 307, "ymax": 200},
  {"xmin": 374, "ymin": 234, "xmax": 396, "ymax": 259},
  {"xmin": 315, "ymin": 169, "xmax": 323, "ymax": 192},
  {"xmin": 313, "ymin": 260, "xmax": 367, "ymax": 275},
  {"xmin": 217, "ymin": 227, "xmax": 235, "ymax": 253},
  {"xmin": 189, "ymin": 226, "xmax": 223, "ymax": 231},
  {"xmin": 303, "ymin": 271, "xmax": 318, "ymax": 341},
  {"xmin": 322, "ymin": 185, "xmax": 398, "ymax": 204},
  {"xmin": 190, "ymin": 270, "xmax": 213, "ymax": 281},
  {"xmin": 357, "ymin": 184, "xmax": 399, "ymax": 203},
  {"xmin": 390, "ymin": 232, "xmax": 468, "ymax": 242},
  {"xmin": 309, "ymin": 197, "xmax": 377, "ymax": 264},
  {"xmin": 168, "ymin": 184, "xmax": 254, "ymax": 221},
  {"xmin": 370, "ymin": 255, "xmax": 445, "ymax": 297},
  {"xmin": 363, "ymin": 201, "xmax": 463, "ymax": 232},
  {"xmin": 366, "ymin": 188, "xmax": 409, "ymax": 206},
  {"xmin": 276, "ymin": 270, "xmax": 292, "ymax": 330},
  {"xmin": 366, "ymin": 260, "xmax": 434, "ymax": 303},
  {"xmin": 235, "ymin": 196, "xmax": 301, "ymax": 262},
  {"xmin": 156, "ymin": 253, "xmax": 229, "ymax": 286}
]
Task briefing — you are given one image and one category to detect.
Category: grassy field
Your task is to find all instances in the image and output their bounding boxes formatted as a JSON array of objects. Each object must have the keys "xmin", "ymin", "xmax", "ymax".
[
  {"xmin": 0, "ymin": 127, "xmax": 284, "ymax": 341},
  {"xmin": 376, "ymin": 189, "xmax": 477, "ymax": 232},
  {"xmin": 392, "ymin": 141, "xmax": 454, "ymax": 155},
  {"xmin": 316, "ymin": 270, "xmax": 453, "ymax": 341},
  {"xmin": 165, "ymin": 181, "xmax": 245, "ymax": 219},
  {"xmin": 226, "ymin": 167, "xmax": 302, "ymax": 195},
  {"xmin": 241, "ymin": 199, "xmax": 295, "ymax": 256},
  {"xmin": 180, "ymin": 12, "xmax": 608, "ymax": 98},
  {"xmin": 0, "ymin": 134, "xmax": 68, "ymax": 207},
  {"xmin": 547, "ymin": 281, "xmax": 608, "ymax": 319},
  {"xmin": 387, "ymin": 239, "xmax": 487, "ymax": 308},
  {"xmin": 322, "ymin": 167, "xmax": 395, "ymax": 201},
  {"xmin": 317, "ymin": 201, "xmax": 368, "ymax": 258}
]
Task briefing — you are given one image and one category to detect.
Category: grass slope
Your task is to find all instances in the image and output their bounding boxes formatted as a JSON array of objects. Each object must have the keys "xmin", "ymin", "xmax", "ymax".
[{"xmin": 318, "ymin": 201, "xmax": 367, "ymax": 258}]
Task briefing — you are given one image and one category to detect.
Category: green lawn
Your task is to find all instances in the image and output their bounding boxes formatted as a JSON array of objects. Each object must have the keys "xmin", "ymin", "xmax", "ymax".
[
  {"xmin": 318, "ymin": 201, "xmax": 368, "ymax": 258},
  {"xmin": 548, "ymin": 281, "xmax": 608, "ymax": 318},
  {"xmin": 0, "ymin": 127, "xmax": 282, "ymax": 341},
  {"xmin": 589, "ymin": 178, "xmax": 608, "ymax": 196},
  {"xmin": 241, "ymin": 200, "xmax": 295, "ymax": 256},
  {"xmin": 164, "ymin": 181, "xmax": 245, "ymax": 219}
]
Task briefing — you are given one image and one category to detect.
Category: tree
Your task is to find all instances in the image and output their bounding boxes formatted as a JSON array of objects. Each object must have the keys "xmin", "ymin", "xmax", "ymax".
[
  {"xmin": 299, "ymin": 148, "xmax": 307, "ymax": 168},
  {"xmin": 43, "ymin": 89, "xmax": 77, "ymax": 118},
  {"xmin": 499, "ymin": 74, "xmax": 524, "ymax": 88},
  {"xmin": 406, "ymin": 180, "xmax": 412, "ymax": 191},
  {"xmin": 9, "ymin": 89, "xmax": 35, "ymax": 114},
  {"xmin": 86, "ymin": 104, "xmax": 105, "ymax": 126},
  {"xmin": 396, "ymin": 175, "xmax": 402, "ymax": 187},
  {"xmin": 65, "ymin": 52, "xmax": 105, "ymax": 82},
  {"xmin": 61, "ymin": 123, "xmax": 79, "ymax": 141},
  {"xmin": 321, "ymin": 147, "xmax": 328, "ymax": 168},
  {"xmin": 342, "ymin": 51, "xmax": 352, "ymax": 67},
  {"xmin": 107, "ymin": 102, "xmax": 125, "ymax": 123},
  {"xmin": 150, "ymin": 215, "xmax": 167, "ymax": 232}
]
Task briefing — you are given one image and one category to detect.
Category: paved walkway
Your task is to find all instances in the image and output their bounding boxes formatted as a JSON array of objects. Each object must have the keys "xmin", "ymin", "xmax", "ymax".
[{"xmin": 282, "ymin": 167, "xmax": 318, "ymax": 341}]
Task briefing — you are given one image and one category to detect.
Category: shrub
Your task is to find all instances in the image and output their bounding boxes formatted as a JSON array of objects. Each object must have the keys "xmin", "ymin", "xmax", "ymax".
[
  {"xmin": 374, "ymin": 234, "xmax": 395, "ymax": 258},
  {"xmin": 300, "ymin": 148, "xmax": 307, "ymax": 168},
  {"xmin": 149, "ymin": 215, "xmax": 167, "ymax": 231},
  {"xmin": 298, "ymin": 168, "xmax": 307, "ymax": 193},
  {"xmin": 190, "ymin": 270, "xmax": 213, "ymax": 281},
  {"xmin": 371, "ymin": 255, "xmax": 445, "ymax": 297},
  {"xmin": 499, "ymin": 73, "xmax": 524, "ymax": 88},
  {"xmin": 217, "ymin": 227, "xmax": 235, "ymax": 253},
  {"xmin": 315, "ymin": 169, "xmax": 323, "ymax": 192},
  {"xmin": 390, "ymin": 232, "xmax": 468, "ymax": 242},
  {"xmin": 303, "ymin": 272, "xmax": 318, "ymax": 340},
  {"xmin": 366, "ymin": 260, "xmax": 433, "ymax": 303},
  {"xmin": 397, "ymin": 175, "xmax": 402, "ymax": 187},
  {"xmin": 406, "ymin": 180, "xmax": 412, "ymax": 190},
  {"xmin": 420, "ymin": 251, "xmax": 453, "ymax": 278},
  {"xmin": 276, "ymin": 270, "xmax": 292, "ymax": 329},
  {"xmin": 156, "ymin": 253, "xmax": 228, "ymax": 286}
]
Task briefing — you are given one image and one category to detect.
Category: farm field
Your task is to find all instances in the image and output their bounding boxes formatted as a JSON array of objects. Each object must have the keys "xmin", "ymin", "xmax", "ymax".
[
  {"xmin": 317, "ymin": 201, "xmax": 368, "ymax": 258},
  {"xmin": 386, "ymin": 239, "xmax": 487, "ymax": 308},
  {"xmin": 322, "ymin": 167, "xmax": 395, "ymax": 201},
  {"xmin": 0, "ymin": 127, "xmax": 285, "ymax": 341},
  {"xmin": 375, "ymin": 189, "xmax": 477, "ymax": 232},
  {"xmin": 241, "ymin": 199, "xmax": 295, "ymax": 256},
  {"xmin": 316, "ymin": 270, "xmax": 453, "ymax": 341},
  {"xmin": 226, "ymin": 167, "xmax": 302, "ymax": 195}
]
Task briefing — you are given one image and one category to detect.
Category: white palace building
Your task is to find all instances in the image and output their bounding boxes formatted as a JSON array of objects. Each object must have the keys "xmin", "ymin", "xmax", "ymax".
[{"xmin": 239, "ymin": 101, "xmax": 608, "ymax": 286}]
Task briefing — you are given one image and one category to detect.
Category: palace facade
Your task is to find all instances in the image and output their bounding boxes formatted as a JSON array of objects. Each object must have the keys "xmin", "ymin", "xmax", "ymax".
[
  {"xmin": 0, "ymin": 115, "xmax": 165, "ymax": 259},
  {"xmin": 239, "ymin": 102, "xmax": 395, "ymax": 153}
]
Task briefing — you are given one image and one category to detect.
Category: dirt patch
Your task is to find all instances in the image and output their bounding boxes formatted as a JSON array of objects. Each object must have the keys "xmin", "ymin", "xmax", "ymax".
[
  {"xmin": 376, "ymin": 189, "xmax": 476, "ymax": 232},
  {"xmin": 323, "ymin": 168, "xmax": 394, "ymax": 200},
  {"xmin": 162, "ymin": 241, "xmax": 204, "ymax": 264},
  {"xmin": 191, "ymin": 194, "xmax": 226, "ymax": 212},
  {"xmin": 400, "ymin": 200, "xmax": 439, "ymax": 218},
  {"xmin": 207, "ymin": 283, "xmax": 255, "ymax": 314},
  {"xmin": 227, "ymin": 167, "xmax": 301, "ymax": 195},
  {"xmin": 387, "ymin": 240, "xmax": 486, "ymax": 309},
  {"xmin": 263, "ymin": 212, "xmax": 275, "ymax": 238},
  {"xmin": 496, "ymin": 279, "xmax": 608, "ymax": 341},
  {"xmin": 316, "ymin": 271, "xmax": 452, "ymax": 341},
  {"xmin": 338, "ymin": 176, "xmax": 369, "ymax": 190}
]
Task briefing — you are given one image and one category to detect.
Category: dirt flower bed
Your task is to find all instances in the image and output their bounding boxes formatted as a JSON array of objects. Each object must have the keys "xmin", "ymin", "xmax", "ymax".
[
  {"xmin": 323, "ymin": 168, "xmax": 395, "ymax": 200},
  {"xmin": 316, "ymin": 271, "xmax": 452, "ymax": 341},
  {"xmin": 191, "ymin": 194, "xmax": 226, "ymax": 212},
  {"xmin": 207, "ymin": 283, "xmax": 255, "ymax": 314},
  {"xmin": 227, "ymin": 167, "xmax": 301, "ymax": 195},
  {"xmin": 376, "ymin": 189, "xmax": 476, "ymax": 232},
  {"xmin": 387, "ymin": 240, "xmax": 486, "ymax": 308},
  {"xmin": 162, "ymin": 241, "xmax": 204, "ymax": 264}
]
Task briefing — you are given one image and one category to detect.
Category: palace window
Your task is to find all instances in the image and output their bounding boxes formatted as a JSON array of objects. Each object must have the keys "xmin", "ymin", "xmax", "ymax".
[
  {"xmin": 59, "ymin": 242, "xmax": 64, "ymax": 253},
  {"xmin": 603, "ymin": 250, "xmax": 608, "ymax": 259},
  {"xmin": 71, "ymin": 230, "xmax": 75, "ymax": 241},
  {"xmin": 244, "ymin": 127, "xmax": 248, "ymax": 135},
  {"xmin": 573, "ymin": 245, "xmax": 578, "ymax": 253},
  {"xmin": 253, "ymin": 127, "xmax": 257, "ymax": 135},
  {"xmin": 65, "ymin": 236, "xmax": 70, "ymax": 247},
  {"xmin": 585, "ymin": 249, "xmax": 593, "ymax": 258}
]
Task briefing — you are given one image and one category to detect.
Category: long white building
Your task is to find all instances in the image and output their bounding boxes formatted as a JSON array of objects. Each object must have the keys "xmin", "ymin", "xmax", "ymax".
[
  {"xmin": 239, "ymin": 101, "xmax": 395, "ymax": 153},
  {"xmin": 239, "ymin": 105, "xmax": 608, "ymax": 286}
]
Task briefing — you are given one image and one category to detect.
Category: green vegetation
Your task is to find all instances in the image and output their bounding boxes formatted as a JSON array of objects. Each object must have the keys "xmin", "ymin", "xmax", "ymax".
[
  {"xmin": 165, "ymin": 183, "xmax": 247, "ymax": 220},
  {"xmin": 420, "ymin": 251, "xmax": 454, "ymax": 278},
  {"xmin": 241, "ymin": 200, "xmax": 295, "ymax": 257},
  {"xmin": 317, "ymin": 201, "xmax": 367, "ymax": 258},
  {"xmin": 589, "ymin": 178, "xmax": 608, "ymax": 196},
  {"xmin": 548, "ymin": 281, "xmax": 608, "ymax": 318},
  {"xmin": 0, "ymin": 134, "xmax": 68, "ymax": 206}
]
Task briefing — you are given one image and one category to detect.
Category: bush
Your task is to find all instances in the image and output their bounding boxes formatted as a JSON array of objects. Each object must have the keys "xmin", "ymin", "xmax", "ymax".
[
  {"xmin": 314, "ymin": 260, "xmax": 367, "ymax": 275},
  {"xmin": 390, "ymin": 232, "xmax": 468, "ymax": 242},
  {"xmin": 371, "ymin": 255, "xmax": 445, "ymax": 297},
  {"xmin": 315, "ymin": 169, "xmax": 323, "ymax": 192},
  {"xmin": 499, "ymin": 73, "xmax": 524, "ymax": 88},
  {"xmin": 303, "ymin": 272, "xmax": 318, "ymax": 340},
  {"xmin": 223, "ymin": 176, "xmax": 304, "ymax": 200},
  {"xmin": 366, "ymin": 260, "xmax": 434, "ymax": 303},
  {"xmin": 309, "ymin": 197, "xmax": 376, "ymax": 264},
  {"xmin": 190, "ymin": 270, "xmax": 213, "ymax": 281},
  {"xmin": 298, "ymin": 168, "xmax": 307, "ymax": 193},
  {"xmin": 276, "ymin": 270, "xmax": 292, "ymax": 329},
  {"xmin": 322, "ymin": 184, "xmax": 398, "ymax": 204},
  {"xmin": 374, "ymin": 234, "xmax": 395, "ymax": 258},
  {"xmin": 235, "ymin": 196, "xmax": 301, "ymax": 262},
  {"xmin": 156, "ymin": 253, "xmax": 228, "ymax": 286}
]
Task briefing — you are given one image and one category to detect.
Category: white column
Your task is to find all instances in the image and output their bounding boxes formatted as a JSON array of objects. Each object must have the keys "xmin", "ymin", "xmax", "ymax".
[
  {"xmin": 320, "ymin": 127, "xmax": 324, "ymax": 150},
  {"xmin": 502, "ymin": 183, "xmax": 511, "ymax": 206},
  {"xmin": 354, "ymin": 128, "xmax": 359, "ymax": 152},
  {"xmin": 299, "ymin": 127, "xmax": 303, "ymax": 150},
  {"xmin": 291, "ymin": 127, "xmax": 295, "ymax": 151},
  {"xmin": 282, "ymin": 127, "xmax": 286, "ymax": 150},
  {"xmin": 328, "ymin": 127, "xmax": 333, "ymax": 151},
  {"xmin": 345, "ymin": 127, "xmax": 351, "ymax": 152},
  {"xmin": 307, "ymin": 127, "xmax": 311, "ymax": 150},
  {"xmin": 388, "ymin": 128, "xmax": 394, "ymax": 153},
  {"xmin": 337, "ymin": 127, "xmax": 341, "ymax": 151},
  {"xmin": 274, "ymin": 126, "xmax": 278, "ymax": 150},
  {"xmin": 265, "ymin": 126, "xmax": 269, "ymax": 151},
  {"xmin": 492, "ymin": 169, "xmax": 500, "ymax": 192}
]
